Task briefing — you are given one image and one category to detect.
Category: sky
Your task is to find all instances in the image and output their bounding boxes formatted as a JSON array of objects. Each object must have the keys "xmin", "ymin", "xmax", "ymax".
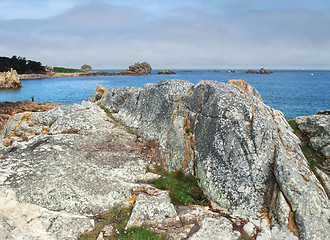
[{"xmin": 0, "ymin": 0, "xmax": 329, "ymax": 69}]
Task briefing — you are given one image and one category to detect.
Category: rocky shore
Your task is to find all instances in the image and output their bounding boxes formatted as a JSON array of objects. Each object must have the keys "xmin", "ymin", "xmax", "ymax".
[
  {"xmin": 246, "ymin": 68, "xmax": 273, "ymax": 74},
  {"xmin": 19, "ymin": 62, "xmax": 152, "ymax": 80},
  {"xmin": 0, "ymin": 80, "xmax": 329, "ymax": 239}
]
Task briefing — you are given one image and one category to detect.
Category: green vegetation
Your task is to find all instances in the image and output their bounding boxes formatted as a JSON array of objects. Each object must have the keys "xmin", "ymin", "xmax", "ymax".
[
  {"xmin": 53, "ymin": 67, "xmax": 82, "ymax": 73},
  {"xmin": 0, "ymin": 55, "xmax": 45, "ymax": 74},
  {"xmin": 78, "ymin": 205, "xmax": 166, "ymax": 240},
  {"xmin": 238, "ymin": 232, "xmax": 254, "ymax": 240},
  {"xmin": 287, "ymin": 119, "xmax": 323, "ymax": 172},
  {"xmin": 152, "ymin": 167, "xmax": 209, "ymax": 206},
  {"xmin": 185, "ymin": 127, "xmax": 193, "ymax": 135}
]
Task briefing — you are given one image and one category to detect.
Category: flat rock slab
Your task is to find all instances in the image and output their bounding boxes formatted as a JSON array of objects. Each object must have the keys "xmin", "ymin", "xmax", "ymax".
[{"xmin": 0, "ymin": 102, "xmax": 148, "ymax": 239}]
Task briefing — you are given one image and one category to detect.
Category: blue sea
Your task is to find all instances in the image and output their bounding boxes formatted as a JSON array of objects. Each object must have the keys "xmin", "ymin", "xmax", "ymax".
[{"xmin": 0, "ymin": 69, "xmax": 329, "ymax": 119}]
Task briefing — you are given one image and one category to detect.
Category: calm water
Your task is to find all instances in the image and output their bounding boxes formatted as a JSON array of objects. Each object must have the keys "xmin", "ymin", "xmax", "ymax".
[{"xmin": 0, "ymin": 69, "xmax": 329, "ymax": 119}]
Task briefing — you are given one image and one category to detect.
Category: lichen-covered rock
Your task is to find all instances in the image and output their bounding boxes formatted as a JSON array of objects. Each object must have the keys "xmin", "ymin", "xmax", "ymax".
[
  {"xmin": 94, "ymin": 79, "xmax": 329, "ymax": 239},
  {"xmin": 0, "ymin": 101, "xmax": 148, "ymax": 239},
  {"xmin": 189, "ymin": 217, "xmax": 241, "ymax": 240},
  {"xmin": 0, "ymin": 69, "xmax": 22, "ymax": 89}
]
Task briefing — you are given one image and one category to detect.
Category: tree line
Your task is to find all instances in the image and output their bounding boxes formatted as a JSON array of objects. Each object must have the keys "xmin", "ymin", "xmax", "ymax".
[{"xmin": 0, "ymin": 55, "xmax": 45, "ymax": 74}]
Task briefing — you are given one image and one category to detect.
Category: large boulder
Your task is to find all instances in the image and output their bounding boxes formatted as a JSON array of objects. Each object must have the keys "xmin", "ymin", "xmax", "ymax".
[
  {"xmin": 121, "ymin": 62, "xmax": 152, "ymax": 75},
  {"xmin": 93, "ymin": 79, "xmax": 329, "ymax": 239},
  {"xmin": 80, "ymin": 64, "xmax": 92, "ymax": 72},
  {"xmin": 0, "ymin": 102, "xmax": 148, "ymax": 239},
  {"xmin": 0, "ymin": 69, "xmax": 22, "ymax": 89},
  {"xmin": 158, "ymin": 70, "xmax": 176, "ymax": 75}
]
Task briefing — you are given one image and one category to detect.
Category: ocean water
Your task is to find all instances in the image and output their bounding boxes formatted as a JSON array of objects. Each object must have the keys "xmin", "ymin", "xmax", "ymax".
[{"xmin": 0, "ymin": 69, "xmax": 329, "ymax": 119}]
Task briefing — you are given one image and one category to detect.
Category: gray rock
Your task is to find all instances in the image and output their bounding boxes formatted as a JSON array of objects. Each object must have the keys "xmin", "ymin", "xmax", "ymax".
[
  {"xmin": 189, "ymin": 217, "xmax": 241, "ymax": 240},
  {"xmin": 126, "ymin": 191, "xmax": 177, "ymax": 228},
  {"xmin": 295, "ymin": 114, "xmax": 330, "ymax": 159},
  {"xmin": 121, "ymin": 62, "xmax": 152, "ymax": 75},
  {"xmin": 0, "ymin": 102, "xmax": 148, "ymax": 239},
  {"xmin": 94, "ymin": 79, "xmax": 330, "ymax": 239}
]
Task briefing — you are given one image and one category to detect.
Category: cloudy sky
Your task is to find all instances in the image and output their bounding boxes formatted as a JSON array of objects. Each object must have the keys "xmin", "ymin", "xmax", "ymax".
[{"xmin": 0, "ymin": 0, "xmax": 329, "ymax": 69}]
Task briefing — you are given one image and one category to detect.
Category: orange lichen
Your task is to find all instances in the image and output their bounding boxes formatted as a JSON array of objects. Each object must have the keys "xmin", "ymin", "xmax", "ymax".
[
  {"xmin": 288, "ymin": 211, "xmax": 299, "ymax": 236},
  {"xmin": 227, "ymin": 79, "xmax": 248, "ymax": 92},
  {"xmin": 96, "ymin": 85, "xmax": 106, "ymax": 92},
  {"xmin": 3, "ymin": 112, "xmax": 31, "ymax": 146},
  {"xmin": 260, "ymin": 206, "xmax": 271, "ymax": 226},
  {"xmin": 126, "ymin": 194, "xmax": 138, "ymax": 206},
  {"xmin": 301, "ymin": 175, "xmax": 307, "ymax": 181},
  {"xmin": 273, "ymin": 185, "xmax": 280, "ymax": 212}
]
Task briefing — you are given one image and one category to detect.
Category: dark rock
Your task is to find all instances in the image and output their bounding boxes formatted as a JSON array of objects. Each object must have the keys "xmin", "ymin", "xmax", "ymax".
[
  {"xmin": 184, "ymin": 70, "xmax": 192, "ymax": 72},
  {"xmin": 246, "ymin": 68, "xmax": 273, "ymax": 74},
  {"xmin": 121, "ymin": 62, "xmax": 152, "ymax": 75},
  {"xmin": 158, "ymin": 70, "xmax": 176, "ymax": 75}
]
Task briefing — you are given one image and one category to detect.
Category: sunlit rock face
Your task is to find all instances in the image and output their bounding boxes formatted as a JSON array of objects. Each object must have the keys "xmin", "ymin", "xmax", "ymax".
[
  {"xmin": 0, "ymin": 69, "xmax": 22, "ymax": 89},
  {"xmin": 95, "ymin": 79, "xmax": 329, "ymax": 239}
]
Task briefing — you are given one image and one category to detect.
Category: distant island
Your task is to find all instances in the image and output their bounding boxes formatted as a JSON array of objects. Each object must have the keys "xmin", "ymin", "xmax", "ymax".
[{"xmin": 246, "ymin": 68, "xmax": 273, "ymax": 74}]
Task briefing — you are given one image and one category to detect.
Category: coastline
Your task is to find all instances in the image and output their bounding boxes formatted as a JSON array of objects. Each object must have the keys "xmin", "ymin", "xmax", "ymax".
[{"xmin": 18, "ymin": 70, "xmax": 122, "ymax": 80}]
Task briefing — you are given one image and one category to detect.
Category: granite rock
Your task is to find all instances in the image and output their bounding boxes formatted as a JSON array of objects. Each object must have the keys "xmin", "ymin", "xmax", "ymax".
[{"xmin": 94, "ymin": 79, "xmax": 329, "ymax": 239}]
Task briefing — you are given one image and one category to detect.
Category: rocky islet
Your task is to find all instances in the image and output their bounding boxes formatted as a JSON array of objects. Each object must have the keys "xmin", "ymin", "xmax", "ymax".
[{"xmin": 0, "ymin": 79, "xmax": 329, "ymax": 239}]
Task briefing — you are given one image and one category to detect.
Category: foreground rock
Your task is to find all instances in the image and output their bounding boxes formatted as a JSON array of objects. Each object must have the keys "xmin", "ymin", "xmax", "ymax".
[
  {"xmin": 0, "ymin": 101, "xmax": 60, "ymax": 135},
  {"xmin": 95, "ymin": 79, "xmax": 329, "ymax": 239},
  {"xmin": 294, "ymin": 113, "xmax": 330, "ymax": 160},
  {"xmin": 158, "ymin": 70, "xmax": 176, "ymax": 75},
  {"xmin": 0, "ymin": 69, "xmax": 22, "ymax": 89},
  {"xmin": 246, "ymin": 68, "xmax": 273, "ymax": 74},
  {"xmin": 121, "ymin": 62, "xmax": 152, "ymax": 75},
  {"xmin": 0, "ymin": 102, "xmax": 149, "ymax": 239}
]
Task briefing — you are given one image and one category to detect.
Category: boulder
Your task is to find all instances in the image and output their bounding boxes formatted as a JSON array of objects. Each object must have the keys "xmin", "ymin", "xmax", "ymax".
[
  {"xmin": 0, "ymin": 69, "xmax": 22, "ymax": 89},
  {"xmin": 0, "ymin": 101, "xmax": 149, "ymax": 239},
  {"xmin": 294, "ymin": 114, "xmax": 330, "ymax": 159},
  {"xmin": 93, "ymin": 79, "xmax": 329, "ymax": 239},
  {"xmin": 121, "ymin": 62, "xmax": 152, "ymax": 75},
  {"xmin": 158, "ymin": 70, "xmax": 176, "ymax": 75},
  {"xmin": 80, "ymin": 64, "xmax": 92, "ymax": 72}
]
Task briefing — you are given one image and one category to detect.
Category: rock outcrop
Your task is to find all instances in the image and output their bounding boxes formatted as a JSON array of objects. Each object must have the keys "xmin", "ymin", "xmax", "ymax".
[
  {"xmin": 0, "ymin": 69, "xmax": 22, "ymax": 89},
  {"xmin": 80, "ymin": 64, "xmax": 92, "ymax": 72},
  {"xmin": 0, "ymin": 102, "xmax": 150, "ymax": 239},
  {"xmin": 158, "ymin": 70, "xmax": 176, "ymax": 75},
  {"xmin": 94, "ymin": 79, "xmax": 329, "ymax": 239},
  {"xmin": 121, "ymin": 62, "xmax": 152, "ymax": 75},
  {"xmin": 295, "ymin": 113, "xmax": 330, "ymax": 160},
  {"xmin": 246, "ymin": 68, "xmax": 273, "ymax": 74}
]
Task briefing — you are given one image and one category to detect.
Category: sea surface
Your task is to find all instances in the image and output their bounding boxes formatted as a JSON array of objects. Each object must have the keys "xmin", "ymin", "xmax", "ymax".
[{"xmin": 0, "ymin": 69, "xmax": 329, "ymax": 119}]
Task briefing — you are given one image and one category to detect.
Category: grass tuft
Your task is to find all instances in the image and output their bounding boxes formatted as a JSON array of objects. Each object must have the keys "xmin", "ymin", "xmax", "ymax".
[{"xmin": 152, "ymin": 168, "xmax": 209, "ymax": 206}]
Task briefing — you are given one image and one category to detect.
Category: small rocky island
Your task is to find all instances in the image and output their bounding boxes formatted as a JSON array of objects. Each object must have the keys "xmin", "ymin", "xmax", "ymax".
[
  {"xmin": 246, "ymin": 68, "xmax": 273, "ymax": 74},
  {"xmin": 0, "ymin": 80, "xmax": 329, "ymax": 240},
  {"xmin": 158, "ymin": 70, "xmax": 176, "ymax": 75},
  {"xmin": 0, "ymin": 69, "xmax": 22, "ymax": 89}
]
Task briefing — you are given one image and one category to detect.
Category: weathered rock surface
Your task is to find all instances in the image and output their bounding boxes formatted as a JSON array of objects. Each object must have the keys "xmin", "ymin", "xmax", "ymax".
[
  {"xmin": 0, "ymin": 101, "xmax": 149, "ymax": 239},
  {"xmin": 0, "ymin": 69, "xmax": 22, "ymax": 89},
  {"xmin": 94, "ymin": 79, "xmax": 329, "ymax": 239},
  {"xmin": 294, "ymin": 113, "xmax": 330, "ymax": 160},
  {"xmin": 0, "ymin": 101, "xmax": 60, "ymax": 135},
  {"xmin": 246, "ymin": 68, "xmax": 273, "ymax": 74},
  {"xmin": 121, "ymin": 62, "xmax": 152, "ymax": 75},
  {"xmin": 158, "ymin": 70, "xmax": 176, "ymax": 75}
]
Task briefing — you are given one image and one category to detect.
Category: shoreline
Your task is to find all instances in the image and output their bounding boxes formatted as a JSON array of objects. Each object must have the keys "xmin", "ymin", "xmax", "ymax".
[{"xmin": 18, "ymin": 70, "xmax": 124, "ymax": 80}]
